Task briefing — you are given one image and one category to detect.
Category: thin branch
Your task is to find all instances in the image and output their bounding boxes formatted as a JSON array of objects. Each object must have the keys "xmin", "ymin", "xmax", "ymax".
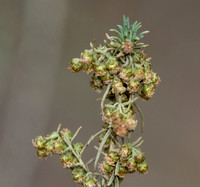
[
  {"xmin": 133, "ymin": 102, "xmax": 144, "ymax": 133},
  {"xmin": 57, "ymin": 123, "xmax": 61, "ymax": 133},
  {"xmin": 86, "ymin": 158, "xmax": 95, "ymax": 166},
  {"xmin": 131, "ymin": 136, "xmax": 142, "ymax": 147},
  {"xmin": 101, "ymin": 83, "xmax": 112, "ymax": 114},
  {"xmin": 80, "ymin": 128, "xmax": 107, "ymax": 155},
  {"xmin": 94, "ymin": 146, "xmax": 106, "ymax": 156},
  {"xmin": 135, "ymin": 140, "xmax": 144, "ymax": 147},
  {"xmin": 94, "ymin": 128, "xmax": 112, "ymax": 169},
  {"xmin": 128, "ymin": 132, "xmax": 131, "ymax": 143},
  {"xmin": 71, "ymin": 126, "xmax": 82, "ymax": 142}
]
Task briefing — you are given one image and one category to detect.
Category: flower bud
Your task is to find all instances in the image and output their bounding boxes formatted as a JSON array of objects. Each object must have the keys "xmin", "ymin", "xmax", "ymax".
[
  {"xmin": 122, "ymin": 41, "xmax": 134, "ymax": 54},
  {"xmin": 37, "ymin": 148, "xmax": 47, "ymax": 159},
  {"xmin": 106, "ymin": 57, "xmax": 120, "ymax": 74},
  {"xmin": 123, "ymin": 117, "xmax": 137, "ymax": 131},
  {"xmin": 45, "ymin": 140, "xmax": 54, "ymax": 155},
  {"xmin": 126, "ymin": 157, "xmax": 137, "ymax": 173},
  {"xmin": 81, "ymin": 49, "xmax": 94, "ymax": 65},
  {"xmin": 119, "ymin": 144, "xmax": 132, "ymax": 158},
  {"xmin": 120, "ymin": 158, "xmax": 128, "ymax": 167},
  {"xmin": 72, "ymin": 167, "xmax": 86, "ymax": 184},
  {"xmin": 127, "ymin": 78, "xmax": 140, "ymax": 93},
  {"xmin": 143, "ymin": 69, "xmax": 153, "ymax": 84},
  {"xmin": 133, "ymin": 65, "xmax": 145, "ymax": 81},
  {"xmin": 152, "ymin": 72, "xmax": 161, "ymax": 87},
  {"xmin": 134, "ymin": 149, "xmax": 145, "ymax": 163},
  {"xmin": 112, "ymin": 76, "xmax": 126, "ymax": 94},
  {"xmin": 119, "ymin": 67, "xmax": 132, "ymax": 83},
  {"xmin": 60, "ymin": 152, "xmax": 78, "ymax": 168},
  {"xmin": 142, "ymin": 83, "xmax": 155, "ymax": 99},
  {"xmin": 113, "ymin": 123, "xmax": 128, "ymax": 137},
  {"xmin": 83, "ymin": 64, "xmax": 94, "ymax": 74},
  {"xmin": 83, "ymin": 176, "xmax": 97, "ymax": 187},
  {"xmin": 105, "ymin": 151, "xmax": 119, "ymax": 165},
  {"xmin": 102, "ymin": 161, "xmax": 114, "ymax": 173},
  {"xmin": 117, "ymin": 165, "xmax": 128, "ymax": 178},
  {"xmin": 54, "ymin": 138, "xmax": 68, "ymax": 154},
  {"xmin": 101, "ymin": 71, "xmax": 113, "ymax": 85},
  {"xmin": 103, "ymin": 107, "xmax": 113, "ymax": 123},
  {"xmin": 68, "ymin": 58, "xmax": 83, "ymax": 73},
  {"xmin": 137, "ymin": 161, "xmax": 148, "ymax": 174},
  {"xmin": 94, "ymin": 62, "xmax": 106, "ymax": 76},
  {"xmin": 32, "ymin": 135, "xmax": 47, "ymax": 149},
  {"xmin": 111, "ymin": 111, "xmax": 123, "ymax": 125}
]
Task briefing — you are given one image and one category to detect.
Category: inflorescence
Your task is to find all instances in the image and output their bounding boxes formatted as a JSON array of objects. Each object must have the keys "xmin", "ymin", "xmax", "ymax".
[{"xmin": 33, "ymin": 16, "xmax": 160, "ymax": 187}]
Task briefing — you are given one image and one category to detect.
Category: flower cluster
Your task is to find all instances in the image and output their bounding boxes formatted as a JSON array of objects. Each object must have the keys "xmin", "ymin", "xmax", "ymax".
[
  {"xmin": 68, "ymin": 16, "xmax": 160, "ymax": 138},
  {"xmin": 32, "ymin": 128, "xmax": 97, "ymax": 187},
  {"xmin": 32, "ymin": 128, "xmax": 72, "ymax": 158},
  {"xmin": 98, "ymin": 143, "xmax": 148, "ymax": 186},
  {"xmin": 68, "ymin": 17, "xmax": 160, "ymax": 101}
]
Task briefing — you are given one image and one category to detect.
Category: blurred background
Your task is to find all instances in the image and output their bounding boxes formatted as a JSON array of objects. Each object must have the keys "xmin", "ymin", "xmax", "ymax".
[{"xmin": 0, "ymin": 0, "xmax": 200, "ymax": 186}]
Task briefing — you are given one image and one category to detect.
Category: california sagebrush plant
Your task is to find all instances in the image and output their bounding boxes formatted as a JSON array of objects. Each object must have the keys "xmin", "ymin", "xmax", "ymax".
[{"xmin": 32, "ymin": 16, "xmax": 160, "ymax": 187}]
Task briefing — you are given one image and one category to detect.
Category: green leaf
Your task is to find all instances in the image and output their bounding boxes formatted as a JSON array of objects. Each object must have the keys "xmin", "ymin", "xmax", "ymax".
[
  {"xmin": 101, "ymin": 178, "xmax": 105, "ymax": 186},
  {"xmin": 110, "ymin": 29, "xmax": 123, "ymax": 40},
  {"xmin": 123, "ymin": 16, "xmax": 130, "ymax": 37},
  {"xmin": 131, "ymin": 136, "xmax": 142, "ymax": 147},
  {"xmin": 117, "ymin": 25, "xmax": 125, "ymax": 40},
  {"xmin": 136, "ymin": 30, "xmax": 149, "ymax": 40},
  {"xmin": 131, "ymin": 21, "xmax": 142, "ymax": 41},
  {"xmin": 107, "ymin": 171, "xmax": 115, "ymax": 186},
  {"xmin": 123, "ymin": 15, "xmax": 127, "ymax": 27},
  {"xmin": 94, "ymin": 128, "xmax": 112, "ymax": 169},
  {"xmin": 115, "ymin": 161, "xmax": 120, "ymax": 175},
  {"xmin": 126, "ymin": 17, "xmax": 130, "ymax": 30},
  {"xmin": 130, "ymin": 21, "xmax": 137, "ymax": 40},
  {"xmin": 115, "ymin": 177, "xmax": 119, "ymax": 187},
  {"xmin": 110, "ymin": 29, "xmax": 121, "ymax": 35}
]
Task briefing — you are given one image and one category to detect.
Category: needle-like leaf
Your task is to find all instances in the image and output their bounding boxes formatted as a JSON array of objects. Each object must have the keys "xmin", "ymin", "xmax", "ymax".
[{"xmin": 94, "ymin": 128, "xmax": 112, "ymax": 169}]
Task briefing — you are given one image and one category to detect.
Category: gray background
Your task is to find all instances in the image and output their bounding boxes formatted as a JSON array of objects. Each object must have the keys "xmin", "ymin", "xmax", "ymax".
[{"xmin": 0, "ymin": 0, "xmax": 200, "ymax": 187}]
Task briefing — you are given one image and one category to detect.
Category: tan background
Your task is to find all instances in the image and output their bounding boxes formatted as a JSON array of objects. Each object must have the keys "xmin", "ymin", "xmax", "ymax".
[{"xmin": 0, "ymin": 0, "xmax": 200, "ymax": 187}]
